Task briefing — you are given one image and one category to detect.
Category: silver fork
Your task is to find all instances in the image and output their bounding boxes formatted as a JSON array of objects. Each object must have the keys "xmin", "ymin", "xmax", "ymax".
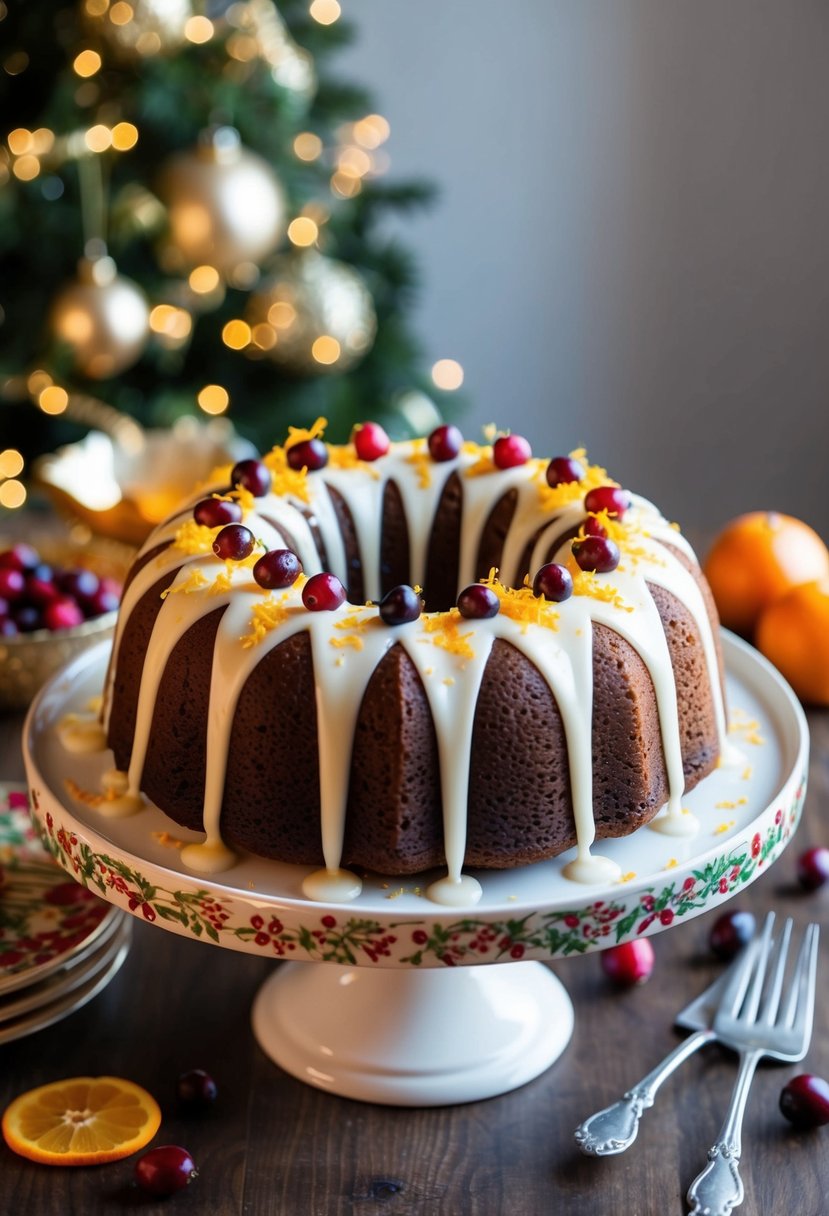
[{"xmin": 686, "ymin": 912, "xmax": 819, "ymax": 1216}]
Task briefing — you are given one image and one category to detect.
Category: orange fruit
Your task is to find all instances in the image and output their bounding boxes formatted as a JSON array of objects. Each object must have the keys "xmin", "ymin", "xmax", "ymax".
[
  {"xmin": 756, "ymin": 579, "xmax": 829, "ymax": 705},
  {"xmin": 2, "ymin": 1076, "xmax": 161, "ymax": 1166},
  {"xmin": 703, "ymin": 512, "xmax": 829, "ymax": 634}
]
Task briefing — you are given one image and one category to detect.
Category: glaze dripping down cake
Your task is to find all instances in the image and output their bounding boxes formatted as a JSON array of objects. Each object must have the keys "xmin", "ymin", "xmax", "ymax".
[{"xmin": 98, "ymin": 420, "xmax": 727, "ymax": 907}]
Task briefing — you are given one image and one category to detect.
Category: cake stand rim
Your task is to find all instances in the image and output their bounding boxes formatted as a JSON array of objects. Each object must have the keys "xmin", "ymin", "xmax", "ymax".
[{"xmin": 21, "ymin": 632, "xmax": 808, "ymax": 968}]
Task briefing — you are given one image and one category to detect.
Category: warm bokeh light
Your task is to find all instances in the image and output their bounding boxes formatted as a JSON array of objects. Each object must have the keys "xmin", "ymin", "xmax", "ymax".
[
  {"xmin": 7, "ymin": 128, "xmax": 32, "ymax": 155},
  {"xmin": 111, "ymin": 122, "xmax": 138, "ymax": 151},
  {"xmin": 338, "ymin": 147, "xmax": 371, "ymax": 178},
  {"xmin": 12, "ymin": 155, "xmax": 40, "ymax": 181},
  {"xmin": 73, "ymin": 49, "xmax": 102, "ymax": 77},
  {"xmin": 197, "ymin": 384, "xmax": 229, "ymax": 414},
  {"xmin": 353, "ymin": 114, "xmax": 391, "ymax": 149},
  {"xmin": 149, "ymin": 304, "xmax": 192, "ymax": 340},
  {"xmin": 189, "ymin": 265, "xmax": 220, "ymax": 294},
  {"xmin": 39, "ymin": 386, "xmax": 69, "ymax": 415},
  {"xmin": 309, "ymin": 0, "xmax": 340, "ymax": 23},
  {"xmin": 85, "ymin": 124, "xmax": 112, "ymax": 152},
  {"xmin": 251, "ymin": 323, "xmax": 277, "ymax": 350},
  {"xmin": 27, "ymin": 369, "xmax": 52, "ymax": 395},
  {"xmin": 4, "ymin": 52, "xmax": 30, "ymax": 77},
  {"xmin": 85, "ymin": 0, "xmax": 109, "ymax": 15},
  {"xmin": 32, "ymin": 128, "xmax": 55, "ymax": 154},
  {"xmin": 0, "ymin": 449, "xmax": 24, "ymax": 478},
  {"xmin": 268, "ymin": 302, "xmax": 296, "ymax": 329},
  {"xmin": 312, "ymin": 335, "xmax": 341, "ymax": 365},
  {"xmin": 0, "ymin": 479, "xmax": 26, "ymax": 509},
  {"xmin": 184, "ymin": 15, "xmax": 214, "ymax": 43},
  {"xmin": 431, "ymin": 359, "xmax": 464, "ymax": 391},
  {"xmin": 293, "ymin": 132, "xmax": 322, "ymax": 162},
  {"xmin": 330, "ymin": 172, "xmax": 361, "ymax": 199},
  {"xmin": 287, "ymin": 217, "xmax": 318, "ymax": 247},
  {"xmin": 109, "ymin": 2, "xmax": 133, "ymax": 26},
  {"xmin": 222, "ymin": 319, "xmax": 251, "ymax": 350}
]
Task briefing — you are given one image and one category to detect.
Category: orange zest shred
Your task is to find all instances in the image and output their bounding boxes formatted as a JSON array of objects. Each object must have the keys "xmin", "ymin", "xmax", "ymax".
[
  {"xmin": 566, "ymin": 563, "xmax": 632, "ymax": 612},
  {"xmin": 326, "ymin": 445, "xmax": 382, "ymax": 478},
  {"xmin": 160, "ymin": 568, "xmax": 209, "ymax": 599},
  {"xmin": 241, "ymin": 589, "xmax": 297, "ymax": 648},
  {"xmin": 420, "ymin": 609, "xmax": 477, "ymax": 659},
  {"xmin": 405, "ymin": 437, "xmax": 432, "ymax": 488},
  {"xmin": 478, "ymin": 569, "xmax": 560, "ymax": 632},
  {"xmin": 283, "ymin": 416, "xmax": 327, "ymax": 451},
  {"xmin": 262, "ymin": 444, "xmax": 311, "ymax": 502},
  {"xmin": 172, "ymin": 520, "xmax": 215, "ymax": 555},
  {"xmin": 535, "ymin": 448, "xmax": 611, "ymax": 511}
]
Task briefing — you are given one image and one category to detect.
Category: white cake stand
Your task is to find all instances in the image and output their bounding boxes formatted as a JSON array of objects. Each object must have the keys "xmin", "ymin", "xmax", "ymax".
[{"xmin": 22, "ymin": 634, "xmax": 807, "ymax": 1106}]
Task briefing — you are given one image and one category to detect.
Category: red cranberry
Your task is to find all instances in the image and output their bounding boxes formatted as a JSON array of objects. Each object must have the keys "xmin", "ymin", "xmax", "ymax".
[
  {"xmin": 780, "ymin": 1075, "xmax": 829, "ymax": 1128},
  {"xmin": 302, "ymin": 572, "xmax": 346, "ymax": 612},
  {"xmin": 353, "ymin": 421, "xmax": 390, "ymax": 462},
  {"xmin": 0, "ymin": 544, "xmax": 40, "ymax": 572},
  {"xmin": 230, "ymin": 458, "xmax": 271, "ymax": 497},
  {"xmin": 457, "ymin": 584, "xmax": 500, "ymax": 620},
  {"xmin": 583, "ymin": 516, "xmax": 608, "ymax": 538},
  {"xmin": 379, "ymin": 584, "xmax": 422, "ymax": 626},
  {"xmin": 176, "ymin": 1069, "xmax": 218, "ymax": 1111},
  {"xmin": 44, "ymin": 597, "xmax": 85, "ymax": 631},
  {"xmin": 83, "ymin": 587, "xmax": 120, "ymax": 617},
  {"xmin": 584, "ymin": 485, "xmax": 630, "ymax": 519},
  {"xmin": 0, "ymin": 617, "xmax": 18, "ymax": 637},
  {"xmin": 532, "ymin": 562, "xmax": 573, "ymax": 602},
  {"xmin": 0, "ymin": 568, "xmax": 25, "ymax": 601},
  {"xmin": 25, "ymin": 576, "xmax": 60, "ymax": 607},
  {"xmin": 427, "ymin": 424, "xmax": 463, "ymax": 462},
  {"xmin": 100, "ymin": 576, "xmax": 122, "ymax": 599},
  {"xmin": 493, "ymin": 433, "xmax": 532, "ymax": 469},
  {"xmin": 14, "ymin": 605, "xmax": 42, "ymax": 632},
  {"xmin": 796, "ymin": 846, "xmax": 829, "ymax": 891},
  {"xmin": 194, "ymin": 497, "xmax": 243, "ymax": 528},
  {"xmin": 546, "ymin": 455, "xmax": 585, "ymax": 487},
  {"xmin": 287, "ymin": 438, "xmax": 328, "ymax": 472},
  {"xmin": 212, "ymin": 524, "xmax": 255, "ymax": 562},
  {"xmin": 58, "ymin": 568, "xmax": 99, "ymax": 601},
  {"xmin": 709, "ymin": 909, "xmax": 756, "ymax": 960},
  {"xmin": 135, "ymin": 1145, "xmax": 198, "ymax": 1197},
  {"xmin": 600, "ymin": 939, "xmax": 655, "ymax": 986},
  {"xmin": 253, "ymin": 549, "xmax": 302, "ymax": 590},
  {"xmin": 572, "ymin": 536, "xmax": 620, "ymax": 573}
]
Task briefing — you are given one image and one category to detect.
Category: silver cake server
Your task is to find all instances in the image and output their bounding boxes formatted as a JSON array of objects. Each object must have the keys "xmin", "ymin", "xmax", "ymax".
[{"xmin": 575, "ymin": 938, "xmax": 760, "ymax": 1157}]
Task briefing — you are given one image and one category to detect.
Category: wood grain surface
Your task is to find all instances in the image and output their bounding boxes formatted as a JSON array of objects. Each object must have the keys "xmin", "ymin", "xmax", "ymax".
[{"xmin": 0, "ymin": 709, "xmax": 827, "ymax": 1216}]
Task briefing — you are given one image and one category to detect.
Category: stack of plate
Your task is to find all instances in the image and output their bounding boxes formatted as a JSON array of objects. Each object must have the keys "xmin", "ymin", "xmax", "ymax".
[{"xmin": 0, "ymin": 783, "xmax": 130, "ymax": 1044}]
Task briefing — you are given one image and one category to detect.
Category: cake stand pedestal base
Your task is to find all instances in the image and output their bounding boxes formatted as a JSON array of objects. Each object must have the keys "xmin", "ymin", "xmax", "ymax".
[{"xmin": 251, "ymin": 960, "xmax": 573, "ymax": 1106}]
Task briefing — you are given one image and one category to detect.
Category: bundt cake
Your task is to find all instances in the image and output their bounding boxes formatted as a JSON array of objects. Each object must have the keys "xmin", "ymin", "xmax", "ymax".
[{"xmin": 93, "ymin": 419, "xmax": 728, "ymax": 907}]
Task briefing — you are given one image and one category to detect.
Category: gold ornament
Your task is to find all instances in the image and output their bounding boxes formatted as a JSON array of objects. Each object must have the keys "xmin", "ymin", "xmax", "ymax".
[
  {"xmin": 245, "ymin": 249, "xmax": 377, "ymax": 374},
  {"xmin": 83, "ymin": 0, "xmax": 194, "ymax": 60},
  {"xmin": 157, "ymin": 127, "xmax": 286, "ymax": 277},
  {"xmin": 49, "ymin": 256, "xmax": 150, "ymax": 379}
]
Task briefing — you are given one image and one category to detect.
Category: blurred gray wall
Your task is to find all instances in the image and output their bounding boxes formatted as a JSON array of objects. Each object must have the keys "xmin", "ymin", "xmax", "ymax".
[{"xmin": 341, "ymin": 1, "xmax": 829, "ymax": 539}]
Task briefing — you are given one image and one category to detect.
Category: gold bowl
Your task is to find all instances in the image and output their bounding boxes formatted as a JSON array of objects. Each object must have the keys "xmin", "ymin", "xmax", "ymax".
[{"xmin": 0, "ymin": 529, "xmax": 134, "ymax": 712}]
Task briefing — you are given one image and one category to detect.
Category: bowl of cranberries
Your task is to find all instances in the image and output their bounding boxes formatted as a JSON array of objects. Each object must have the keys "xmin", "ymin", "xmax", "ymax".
[{"xmin": 0, "ymin": 539, "xmax": 127, "ymax": 710}]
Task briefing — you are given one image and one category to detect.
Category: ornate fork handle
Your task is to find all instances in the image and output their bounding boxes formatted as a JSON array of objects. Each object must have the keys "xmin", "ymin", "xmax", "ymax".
[
  {"xmin": 575, "ymin": 1029, "xmax": 713, "ymax": 1156},
  {"xmin": 687, "ymin": 1049, "xmax": 762, "ymax": 1215}
]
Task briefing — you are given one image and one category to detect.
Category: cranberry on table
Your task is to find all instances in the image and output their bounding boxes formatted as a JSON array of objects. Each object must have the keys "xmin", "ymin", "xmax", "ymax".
[
  {"xmin": 427, "ymin": 424, "xmax": 463, "ymax": 463},
  {"xmin": 302, "ymin": 572, "xmax": 346, "ymax": 612},
  {"xmin": 457, "ymin": 584, "xmax": 500, "ymax": 620},
  {"xmin": 779, "ymin": 1075, "xmax": 829, "ymax": 1128},
  {"xmin": 25, "ymin": 574, "xmax": 60, "ymax": 607},
  {"xmin": 0, "ymin": 568, "xmax": 25, "ymax": 601},
  {"xmin": 0, "ymin": 544, "xmax": 39, "ymax": 572},
  {"xmin": 43, "ymin": 597, "xmax": 85, "ymax": 631},
  {"xmin": 584, "ymin": 485, "xmax": 630, "ymax": 519},
  {"xmin": 14, "ymin": 605, "xmax": 42, "ymax": 632},
  {"xmin": 379, "ymin": 584, "xmax": 421, "ymax": 626},
  {"xmin": 58, "ymin": 568, "xmax": 99, "ymax": 601},
  {"xmin": 546, "ymin": 455, "xmax": 585, "ymax": 488},
  {"xmin": 253, "ymin": 549, "xmax": 302, "ymax": 590},
  {"xmin": 709, "ymin": 909, "xmax": 756, "ymax": 960},
  {"xmin": 572, "ymin": 535, "xmax": 620, "ymax": 574},
  {"xmin": 212, "ymin": 524, "xmax": 255, "ymax": 562},
  {"xmin": 135, "ymin": 1145, "xmax": 198, "ymax": 1197},
  {"xmin": 353, "ymin": 421, "xmax": 390, "ymax": 462},
  {"xmin": 532, "ymin": 562, "xmax": 573, "ymax": 603},
  {"xmin": 493, "ymin": 433, "xmax": 532, "ymax": 469},
  {"xmin": 286, "ymin": 438, "xmax": 328, "ymax": 472},
  {"xmin": 796, "ymin": 846, "xmax": 829, "ymax": 891},
  {"xmin": 194, "ymin": 497, "xmax": 243, "ymax": 528},
  {"xmin": 176, "ymin": 1069, "xmax": 218, "ymax": 1111},
  {"xmin": 230, "ymin": 458, "xmax": 272, "ymax": 497},
  {"xmin": 83, "ymin": 586, "xmax": 120, "ymax": 617},
  {"xmin": 0, "ymin": 618, "xmax": 18, "ymax": 637},
  {"xmin": 600, "ymin": 939, "xmax": 655, "ymax": 986}
]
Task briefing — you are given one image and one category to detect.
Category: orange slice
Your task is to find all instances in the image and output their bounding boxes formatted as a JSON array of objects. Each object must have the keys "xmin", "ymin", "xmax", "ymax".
[{"xmin": 2, "ymin": 1076, "xmax": 161, "ymax": 1166}]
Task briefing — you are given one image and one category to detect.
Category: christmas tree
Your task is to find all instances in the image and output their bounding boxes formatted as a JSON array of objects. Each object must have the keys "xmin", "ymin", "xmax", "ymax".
[{"xmin": 0, "ymin": 0, "xmax": 452, "ymax": 482}]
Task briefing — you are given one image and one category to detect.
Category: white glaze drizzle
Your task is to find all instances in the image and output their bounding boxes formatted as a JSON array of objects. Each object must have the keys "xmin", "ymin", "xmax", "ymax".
[{"xmin": 98, "ymin": 442, "xmax": 728, "ymax": 904}]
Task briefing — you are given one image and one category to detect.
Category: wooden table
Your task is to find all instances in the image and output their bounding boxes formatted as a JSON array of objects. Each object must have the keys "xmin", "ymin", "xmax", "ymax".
[{"xmin": 1, "ymin": 708, "xmax": 827, "ymax": 1216}]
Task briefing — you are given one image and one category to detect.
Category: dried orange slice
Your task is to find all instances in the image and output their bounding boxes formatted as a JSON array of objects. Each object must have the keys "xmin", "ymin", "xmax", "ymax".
[{"xmin": 2, "ymin": 1076, "xmax": 161, "ymax": 1166}]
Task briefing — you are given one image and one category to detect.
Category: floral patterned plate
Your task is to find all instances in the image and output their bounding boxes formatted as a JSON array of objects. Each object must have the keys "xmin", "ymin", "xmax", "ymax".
[{"xmin": 0, "ymin": 785, "xmax": 124, "ymax": 997}]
